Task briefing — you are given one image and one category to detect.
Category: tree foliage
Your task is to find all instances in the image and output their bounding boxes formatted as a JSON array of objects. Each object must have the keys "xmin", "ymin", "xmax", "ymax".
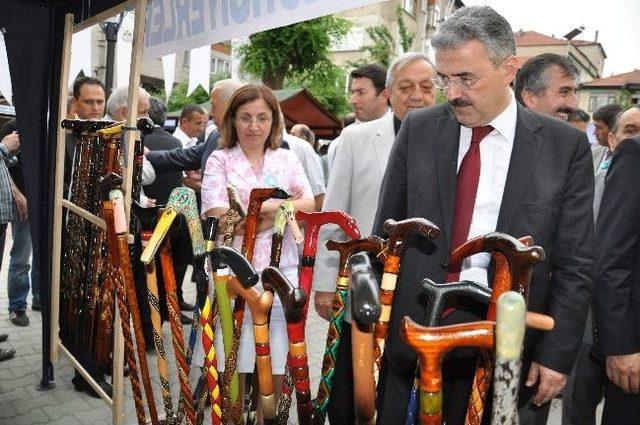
[
  {"xmin": 150, "ymin": 74, "xmax": 230, "ymax": 112},
  {"xmin": 238, "ymin": 16, "xmax": 351, "ymax": 90},
  {"xmin": 362, "ymin": 25, "xmax": 394, "ymax": 68},
  {"xmin": 396, "ymin": 5, "xmax": 415, "ymax": 53}
]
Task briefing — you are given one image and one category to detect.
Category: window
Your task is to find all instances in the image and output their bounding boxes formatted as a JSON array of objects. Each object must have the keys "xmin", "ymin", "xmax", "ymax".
[
  {"xmin": 588, "ymin": 96, "xmax": 597, "ymax": 112},
  {"xmin": 403, "ymin": 0, "xmax": 415, "ymax": 16}
]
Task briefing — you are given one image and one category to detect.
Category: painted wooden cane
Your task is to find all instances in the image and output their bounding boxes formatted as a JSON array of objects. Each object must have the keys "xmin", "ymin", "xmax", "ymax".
[
  {"xmin": 348, "ymin": 252, "xmax": 382, "ymax": 425},
  {"xmin": 292, "ymin": 210, "xmax": 361, "ymax": 424},
  {"xmin": 456, "ymin": 235, "xmax": 544, "ymax": 425},
  {"xmin": 376, "ymin": 219, "xmax": 440, "ymax": 374},
  {"xmin": 313, "ymin": 236, "xmax": 387, "ymax": 424},
  {"xmin": 405, "ymin": 234, "xmax": 544, "ymax": 424},
  {"xmin": 264, "ymin": 200, "xmax": 303, "ymax": 424},
  {"xmin": 214, "ymin": 246, "xmax": 278, "ymax": 422},
  {"xmin": 141, "ymin": 230, "xmax": 177, "ymax": 424},
  {"xmin": 402, "ymin": 312, "xmax": 554, "ymax": 425},
  {"xmin": 224, "ymin": 187, "xmax": 291, "ymax": 422},
  {"xmin": 261, "ymin": 266, "xmax": 307, "ymax": 425},
  {"xmin": 200, "ymin": 217, "xmax": 223, "ymax": 425},
  {"xmin": 109, "ymin": 190, "xmax": 159, "ymax": 425},
  {"xmin": 103, "ymin": 199, "xmax": 147, "ymax": 425},
  {"xmin": 491, "ymin": 291, "xmax": 526, "ymax": 425}
]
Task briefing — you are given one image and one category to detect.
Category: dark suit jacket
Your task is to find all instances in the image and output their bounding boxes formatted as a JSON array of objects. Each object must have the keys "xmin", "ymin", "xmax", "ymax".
[
  {"xmin": 372, "ymin": 103, "xmax": 594, "ymax": 418},
  {"xmin": 146, "ymin": 129, "xmax": 219, "ymax": 176},
  {"xmin": 593, "ymin": 137, "xmax": 640, "ymax": 356},
  {"xmin": 142, "ymin": 126, "xmax": 183, "ymax": 205}
]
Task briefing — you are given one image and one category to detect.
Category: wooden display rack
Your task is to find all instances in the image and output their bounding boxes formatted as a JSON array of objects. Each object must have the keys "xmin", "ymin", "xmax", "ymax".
[{"xmin": 49, "ymin": 1, "xmax": 149, "ymax": 424}]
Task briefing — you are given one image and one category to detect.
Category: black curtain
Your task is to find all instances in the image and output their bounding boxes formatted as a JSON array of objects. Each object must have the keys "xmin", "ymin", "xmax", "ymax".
[{"xmin": 0, "ymin": 0, "xmax": 126, "ymax": 389}]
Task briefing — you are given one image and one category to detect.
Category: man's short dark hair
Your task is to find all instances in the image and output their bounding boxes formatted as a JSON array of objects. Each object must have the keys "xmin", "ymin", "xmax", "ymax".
[
  {"xmin": 180, "ymin": 103, "xmax": 206, "ymax": 121},
  {"xmin": 593, "ymin": 104, "xmax": 623, "ymax": 129},
  {"xmin": 568, "ymin": 109, "xmax": 590, "ymax": 123},
  {"xmin": 350, "ymin": 64, "xmax": 387, "ymax": 95},
  {"xmin": 148, "ymin": 97, "xmax": 167, "ymax": 126},
  {"xmin": 514, "ymin": 53, "xmax": 579, "ymax": 105},
  {"xmin": 72, "ymin": 76, "xmax": 105, "ymax": 99}
]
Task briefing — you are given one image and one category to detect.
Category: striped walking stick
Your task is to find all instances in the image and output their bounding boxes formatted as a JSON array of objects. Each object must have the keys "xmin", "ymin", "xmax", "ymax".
[
  {"xmin": 224, "ymin": 187, "xmax": 291, "ymax": 423},
  {"xmin": 293, "ymin": 210, "xmax": 361, "ymax": 424},
  {"xmin": 200, "ymin": 216, "xmax": 223, "ymax": 425},
  {"xmin": 348, "ymin": 253, "xmax": 382, "ymax": 425},
  {"xmin": 264, "ymin": 200, "xmax": 303, "ymax": 424},
  {"xmin": 261, "ymin": 266, "xmax": 307, "ymax": 425},
  {"xmin": 375, "ymin": 219, "xmax": 440, "ymax": 373},
  {"xmin": 141, "ymin": 230, "xmax": 177, "ymax": 424},
  {"xmin": 312, "ymin": 236, "xmax": 387, "ymax": 424},
  {"xmin": 103, "ymin": 198, "xmax": 147, "ymax": 425},
  {"xmin": 109, "ymin": 190, "xmax": 159, "ymax": 425}
]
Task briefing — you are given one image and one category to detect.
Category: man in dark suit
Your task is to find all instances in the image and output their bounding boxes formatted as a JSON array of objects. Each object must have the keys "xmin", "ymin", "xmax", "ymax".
[
  {"xmin": 372, "ymin": 6, "xmax": 593, "ymax": 424},
  {"xmin": 145, "ymin": 79, "xmax": 244, "ymax": 177},
  {"xmin": 593, "ymin": 124, "xmax": 640, "ymax": 425},
  {"xmin": 143, "ymin": 97, "xmax": 183, "ymax": 206}
]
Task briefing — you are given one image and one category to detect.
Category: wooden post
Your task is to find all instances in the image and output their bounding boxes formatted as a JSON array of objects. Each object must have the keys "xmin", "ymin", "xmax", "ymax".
[{"xmin": 50, "ymin": 12, "xmax": 74, "ymax": 363}]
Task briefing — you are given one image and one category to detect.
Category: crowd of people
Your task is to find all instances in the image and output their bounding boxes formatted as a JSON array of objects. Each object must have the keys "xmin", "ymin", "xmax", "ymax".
[{"xmin": 1, "ymin": 4, "xmax": 639, "ymax": 424}]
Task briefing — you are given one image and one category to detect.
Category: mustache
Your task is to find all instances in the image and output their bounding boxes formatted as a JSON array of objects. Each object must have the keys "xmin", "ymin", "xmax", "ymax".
[
  {"xmin": 449, "ymin": 98, "xmax": 473, "ymax": 107},
  {"xmin": 556, "ymin": 107, "xmax": 574, "ymax": 115}
]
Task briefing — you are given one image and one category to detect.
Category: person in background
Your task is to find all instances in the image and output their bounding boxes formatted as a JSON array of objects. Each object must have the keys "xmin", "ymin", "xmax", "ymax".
[
  {"xmin": 201, "ymin": 84, "xmax": 314, "ymax": 414},
  {"xmin": 327, "ymin": 64, "xmax": 390, "ymax": 170},
  {"xmin": 591, "ymin": 104, "xmax": 623, "ymax": 170},
  {"xmin": 515, "ymin": 53, "xmax": 579, "ymax": 121},
  {"xmin": 568, "ymin": 109, "xmax": 590, "ymax": 132},
  {"xmin": 0, "ymin": 130, "xmax": 19, "ymax": 361},
  {"xmin": 0, "ymin": 119, "xmax": 37, "ymax": 327},
  {"xmin": 290, "ymin": 123, "xmax": 317, "ymax": 151},
  {"xmin": 173, "ymin": 104, "xmax": 207, "ymax": 149}
]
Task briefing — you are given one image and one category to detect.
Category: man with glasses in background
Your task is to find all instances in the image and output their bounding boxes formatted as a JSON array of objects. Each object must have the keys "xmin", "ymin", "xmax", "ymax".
[{"xmin": 373, "ymin": 6, "xmax": 593, "ymax": 424}]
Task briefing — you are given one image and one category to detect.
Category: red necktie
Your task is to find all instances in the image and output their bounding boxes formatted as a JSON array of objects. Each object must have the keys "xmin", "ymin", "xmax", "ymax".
[{"xmin": 446, "ymin": 125, "xmax": 494, "ymax": 283}]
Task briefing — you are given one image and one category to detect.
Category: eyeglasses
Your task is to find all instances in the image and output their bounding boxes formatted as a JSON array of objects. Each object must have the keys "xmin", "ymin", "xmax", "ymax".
[
  {"xmin": 235, "ymin": 114, "xmax": 272, "ymax": 127},
  {"xmin": 431, "ymin": 74, "xmax": 482, "ymax": 91}
]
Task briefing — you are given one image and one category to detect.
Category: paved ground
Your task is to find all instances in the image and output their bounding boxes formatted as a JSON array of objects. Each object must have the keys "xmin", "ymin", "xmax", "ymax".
[{"xmin": 0, "ymin": 228, "xmax": 579, "ymax": 424}]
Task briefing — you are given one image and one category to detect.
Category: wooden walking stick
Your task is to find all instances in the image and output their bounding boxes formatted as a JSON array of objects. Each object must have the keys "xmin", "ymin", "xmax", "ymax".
[
  {"xmin": 199, "ymin": 217, "xmax": 223, "ymax": 425},
  {"xmin": 103, "ymin": 197, "xmax": 147, "ymax": 425},
  {"xmin": 313, "ymin": 236, "xmax": 387, "ymax": 424},
  {"xmin": 264, "ymin": 201, "xmax": 303, "ymax": 424},
  {"xmin": 348, "ymin": 252, "xmax": 382, "ymax": 425},
  {"xmin": 261, "ymin": 266, "xmax": 307, "ymax": 425},
  {"xmin": 223, "ymin": 187, "xmax": 290, "ymax": 422},
  {"xmin": 402, "ymin": 311, "xmax": 554, "ymax": 425},
  {"xmin": 405, "ymin": 234, "xmax": 544, "ymax": 424},
  {"xmin": 109, "ymin": 190, "xmax": 159, "ymax": 425},
  {"xmin": 375, "ymin": 219, "xmax": 440, "ymax": 372},
  {"xmin": 455, "ymin": 234, "xmax": 543, "ymax": 425},
  {"xmin": 141, "ymin": 229, "xmax": 178, "ymax": 424},
  {"xmin": 292, "ymin": 210, "xmax": 361, "ymax": 424}
]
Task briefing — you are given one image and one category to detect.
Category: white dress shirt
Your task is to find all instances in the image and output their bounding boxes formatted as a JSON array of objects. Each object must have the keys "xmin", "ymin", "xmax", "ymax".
[
  {"xmin": 284, "ymin": 132, "xmax": 326, "ymax": 196},
  {"xmin": 173, "ymin": 126, "xmax": 198, "ymax": 149},
  {"xmin": 457, "ymin": 92, "xmax": 517, "ymax": 285}
]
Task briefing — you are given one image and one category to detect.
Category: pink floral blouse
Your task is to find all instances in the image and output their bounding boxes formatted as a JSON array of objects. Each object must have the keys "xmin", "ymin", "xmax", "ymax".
[{"xmin": 201, "ymin": 145, "xmax": 313, "ymax": 272}]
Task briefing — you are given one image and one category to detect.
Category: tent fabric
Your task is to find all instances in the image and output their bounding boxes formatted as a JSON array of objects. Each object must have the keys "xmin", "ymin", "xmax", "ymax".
[{"xmin": 0, "ymin": 0, "xmax": 127, "ymax": 389}]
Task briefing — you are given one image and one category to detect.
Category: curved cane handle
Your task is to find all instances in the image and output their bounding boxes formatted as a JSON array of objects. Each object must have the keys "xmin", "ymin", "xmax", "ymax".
[
  {"xmin": 165, "ymin": 187, "xmax": 206, "ymax": 256},
  {"xmin": 421, "ymin": 279, "xmax": 491, "ymax": 326},
  {"xmin": 326, "ymin": 236, "xmax": 386, "ymax": 278},
  {"xmin": 383, "ymin": 218, "xmax": 440, "ymax": 256},
  {"xmin": 296, "ymin": 210, "xmax": 361, "ymax": 257},
  {"xmin": 262, "ymin": 266, "xmax": 307, "ymax": 323},
  {"xmin": 214, "ymin": 246, "xmax": 259, "ymax": 289},
  {"xmin": 349, "ymin": 253, "xmax": 381, "ymax": 326}
]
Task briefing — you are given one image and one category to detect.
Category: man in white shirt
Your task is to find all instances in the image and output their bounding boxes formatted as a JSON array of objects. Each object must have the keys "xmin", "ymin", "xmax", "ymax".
[
  {"xmin": 327, "ymin": 64, "xmax": 390, "ymax": 171},
  {"xmin": 172, "ymin": 104, "xmax": 207, "ymax": 149}
]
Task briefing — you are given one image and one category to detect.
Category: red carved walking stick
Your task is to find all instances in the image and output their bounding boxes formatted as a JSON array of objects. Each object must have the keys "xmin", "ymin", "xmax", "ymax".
[
  {"xmin": 109, "ymin": 190, "xmax": 159, "ymax": 425},
  {"xmin": 103, "ymin": 199, "xmax": 147, "ymax": 425},
  {"xmin": 313, "ymin": 236, "xmax": 387, "ymax": 424},
  {"xmin": 293, "ymin": 210, "xmax": 361, "ymax": 424},
  {"xmin": 375, "ymin": 219, "xmax": 440, "ymax": 373},
  {"xmin": 348, "ymin": 252, "xmax": 383, "ymax": 425}
]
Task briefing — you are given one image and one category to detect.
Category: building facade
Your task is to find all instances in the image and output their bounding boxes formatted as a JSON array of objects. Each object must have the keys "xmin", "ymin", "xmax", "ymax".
[{"xmin": 578, "ymin": 69, "xmax": 640, "ymax": 113}]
